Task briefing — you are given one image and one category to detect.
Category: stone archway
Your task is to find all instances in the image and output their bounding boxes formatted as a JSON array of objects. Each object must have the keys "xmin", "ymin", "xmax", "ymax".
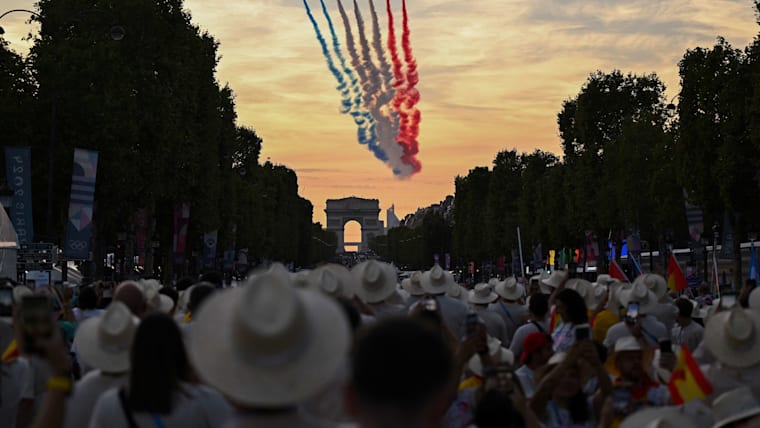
[{"xmin": 325, "ymin": 197, "xmax": 384, "ymax": 253}]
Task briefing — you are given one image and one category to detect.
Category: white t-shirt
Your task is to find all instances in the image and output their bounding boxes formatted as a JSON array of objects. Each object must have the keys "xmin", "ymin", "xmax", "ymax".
[
  {"xmin": 510, "ymin": 319, "xmax": 549, "ymax": 362},
  {"xmin": 515, "ymin": 364, "xmax": 536, "ymax": 399},
  {"xmin": 671, "ymin": 321, "xmax": 704, "ymax": 353},
  {"xmin": 604, "ymin": 316, "xmax": 667, "ymax": 350},
  {"xmin": 224, "ymin": 410, "xmax": 334, "ymax": 428},
  {"xmin": 0, "ymin": 358, "xmax": 33, "ymax": 428},
  {"xmin": 73, "ymin": 308, "xmax": 105, "ymax": 322},
  {"xmin": 88, "ymin": 382, "xmax": 232, "ymax": 428},
  {"xmin": 64, "ymin": 370, "xmax": 128, "ymax": 428}
]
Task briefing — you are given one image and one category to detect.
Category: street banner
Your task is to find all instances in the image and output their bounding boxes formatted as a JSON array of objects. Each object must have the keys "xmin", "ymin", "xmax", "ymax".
[
  {"xmin": 4, "ymin": 147, "xmax": 34, "ymax": 243},
  {"xmin": 683, "ymin": 189, "xmax": 704, "ymax": 244},
  {"xmin": 444, "ymin": 253, "xmax": 451, "ymax": 271},
  {"xmin": 134, "ymin": 208, "xmax": 148, "ymax": 266},
  {"xmin": 173, "ymin": 203, "xmax": 190, "ymax": 265},
  {"xmin": 719, "ymin": 211, "xmax": 734, "ymax": 260},
  {"xmin": 203, "ymin": 230, "xmax": 218, "ymax": 269},
  {"xmin": 749, "ymin": 242, "xmax": 758, "ymax": 281},
  {"xmin": 64, "ymin": 149, "xmax": 98, "ymax": 260}
]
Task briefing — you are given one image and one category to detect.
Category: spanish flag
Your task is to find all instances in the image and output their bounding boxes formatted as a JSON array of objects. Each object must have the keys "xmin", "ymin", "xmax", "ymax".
[
  {"xmin": 667, "ymin": 253, "xmax": 688, "ymax": 292},
  {"xmin": 1, "ymin": 339, "xmax": 19, "ymax": 363},
  {"xmin": 667, "ymin": 344, "xmax": 712, "ymax": 404}
]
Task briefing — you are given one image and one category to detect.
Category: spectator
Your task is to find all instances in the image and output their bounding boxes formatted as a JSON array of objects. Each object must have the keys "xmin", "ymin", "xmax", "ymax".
[
  {"xmin": 551, "ymin": 288, "xmax": 588, "ymax": 353},
  {"xmin": 159, "ymin": 286, "xmax": 179, "ymax": 316},
  {"xmin": 468, "ymin": 283, "xmax": 509, "ymax": 345},
  {"xmin": 400, "ymin": 271, "xmax": 425, "ymax": 308},
  {"xmin": 88, "ymin": 313, "xmax": 231, "ymax": 427},
  {"xmin": 0, "ymin": 318, "xmax": 33, "ymax": 428},
  {"xmin": 511, "ymin": 294, "xmax": 550, "ymax": 360},
  {"xmin": 635, "ymin": 274, "xmax": 677, "ymax": 332},
  {"xmin": 72, "ymin": 287, "xmax": 103, "ymax": 322},
  {"xmin": 420, "ymin": 264, "xmax": 469, "ymax": 338},
  {"xmin": 604, "ymin": 282, "xmax": 667, "ymax": 350},
  {"xmin": 352, "ymin": 260, "xmax": 406, "ymax": 319},
  {"xmin": 516, "ymin": 332, "xmax": 554, "ymax": 398},
  {"xmin": 671, "ymin": 298, "xmax": 704, "ymax": 352},
  {"xmin": 113, "ymin": 282, "xmax": 147, "ymax": 319},
  {"xmin": 488, "ymin": 277, "xmax": 529, "ymax": 345}
]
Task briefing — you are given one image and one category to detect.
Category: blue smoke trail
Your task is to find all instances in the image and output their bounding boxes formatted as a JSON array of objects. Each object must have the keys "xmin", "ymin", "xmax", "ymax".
[{"xmin": 304, "ymin": 0, "xmax": 386, "ymax": 162}]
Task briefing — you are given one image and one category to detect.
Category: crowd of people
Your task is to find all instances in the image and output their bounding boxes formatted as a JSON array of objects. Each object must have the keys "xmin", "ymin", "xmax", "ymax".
[{"xmin": 0, "ymin": 261, "xmax": 759, "ymax": 428}]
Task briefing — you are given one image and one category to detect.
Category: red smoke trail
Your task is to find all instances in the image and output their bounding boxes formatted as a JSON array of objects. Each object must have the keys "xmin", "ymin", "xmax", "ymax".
[
  {"xmin": 387, "ymin": 0, "xmax": 420, "ymax": 173},
  {"xmin": 400, "ymin": 0, "xmax": 421, "ymax": 171}
]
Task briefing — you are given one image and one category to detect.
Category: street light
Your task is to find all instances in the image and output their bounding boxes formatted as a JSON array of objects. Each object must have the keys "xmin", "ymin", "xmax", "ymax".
[{"xmin": 666, "ymin": 94, "xmax": 678, "ymax": 111}]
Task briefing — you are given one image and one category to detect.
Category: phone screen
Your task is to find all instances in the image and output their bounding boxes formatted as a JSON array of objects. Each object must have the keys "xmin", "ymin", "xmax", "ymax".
[
  {"xmin": 612, "ymin": 387, "xmax": 632, "ymax": 415},
  {"xmin": 575, "ymin": 323, "xmax": 590, "ymax": 341},
  {"xmin": 20, "ymin": 296, "xmax": 53, "ymax": 355},
  {"xmin": 0, "ymin": 286, "xmax": 12, "ymax": 317},
  {"xmin": 720, "ymin": 294, "xmax": 737, "ymax": 309},
  {"xmin": 626, "ymin": 302, "xmax": 640, "ymax": 319}
]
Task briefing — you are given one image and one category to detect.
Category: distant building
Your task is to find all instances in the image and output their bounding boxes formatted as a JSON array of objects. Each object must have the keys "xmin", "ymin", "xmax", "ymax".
[
  {"xmin": 386, "ymin": 204, "xmax": 401, "ymax": 232},
  {"xmin": 401, "ymin": 195, "xmax": 454, "ymax": 229}
]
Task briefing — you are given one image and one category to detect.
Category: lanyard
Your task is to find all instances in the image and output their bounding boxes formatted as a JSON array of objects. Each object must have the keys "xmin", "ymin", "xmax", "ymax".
[{"xmin": 499, "ymin": 302, "xmax": 515, "ymax": 324}]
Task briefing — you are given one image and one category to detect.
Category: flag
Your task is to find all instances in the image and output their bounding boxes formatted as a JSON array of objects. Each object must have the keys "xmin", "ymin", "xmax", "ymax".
[
  {"xmin": 667, "ymin": 253, "xmax": 688, "ymax": 292},
  {"xmin": 1, "ymin": 339, "xmax": 19, "ymax": 363},
  {"xmin": 749, "ymin": 242, "xmax": 758, "ymax": 281},
  {"xmin": 609, "ymin": 259, "xmax": 629, "ymax": 282},
  {"xmin": 668, "ymin": 344, "xmax": 713, "ymax": 404}
]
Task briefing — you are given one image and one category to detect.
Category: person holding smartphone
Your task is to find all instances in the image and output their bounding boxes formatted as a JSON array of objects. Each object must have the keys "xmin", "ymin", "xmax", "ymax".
[
  {"xmin": 603, "ymin": 283, "xmax": 667, "ymax": 351},
  {"xmin": 671, "ymin": 298, "xmax": 704, "ymax": 352}
]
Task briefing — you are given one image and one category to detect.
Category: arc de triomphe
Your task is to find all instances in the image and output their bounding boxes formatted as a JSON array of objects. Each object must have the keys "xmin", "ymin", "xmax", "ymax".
[{"xmin": 325, "ymin": 197, "xmax": 384, "ymax": 253}]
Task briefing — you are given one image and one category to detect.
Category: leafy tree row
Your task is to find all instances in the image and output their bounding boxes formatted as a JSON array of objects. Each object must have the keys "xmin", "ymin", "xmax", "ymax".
[{"xmin": 0, "ymin": 0, "xmax": 325, "ymax": 279}]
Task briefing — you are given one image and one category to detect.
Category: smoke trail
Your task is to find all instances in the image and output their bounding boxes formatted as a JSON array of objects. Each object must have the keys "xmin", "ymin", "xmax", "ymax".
[
  {"xmin": 317, "ymin": 0, "xmax": 386, "ymax": 161},
  {"xmin": 352, "ymin": 1, "xmax": 408, "ymax": 175},
  {"xmin": 400, "ymin": 0, "xmax": 421, "ymax": 171},
  {"xmin": 369, "ymin": 0, "xmax": 395, "ymax": 107}
]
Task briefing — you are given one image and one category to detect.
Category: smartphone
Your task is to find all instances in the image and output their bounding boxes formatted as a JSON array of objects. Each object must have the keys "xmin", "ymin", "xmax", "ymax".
[
  {"xmin": 0, "ymin": 286, "xmax": 12, "ymax": 318},
  {"xmin": 626, "ymin": 302, "xmax": 640, "ymax": 321},
  {"xmin": 659, "ymin": 339, "xmax": 673, "ymax": 354},
  {"xmin": 575, "ymin": 323, "xmax": 591, "ymax": 341},
  {"xmin": 20, "ymin": 295, "xmax": 54, "ymax": 355},
  {"xmin": 466, "ymin": 312, "xmax": 479, "ymax": 336},
  {"xmin": 720, "ymin": 293, "xmax": 737, "ymax": 309},
  {"xmin": 423, "ymin": 296, "xmax": 438, "ymax": 312},
  {"xmin": 612, "ymin": 386, "xmax": 632, "ymax": 415}
]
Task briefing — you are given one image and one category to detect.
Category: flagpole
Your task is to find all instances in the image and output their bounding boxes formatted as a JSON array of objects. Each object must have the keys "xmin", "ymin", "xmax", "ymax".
[
  {"xmin": 712, "ymin": 223, "xmax": 721, "ymax": 300},
  {"xmin": 517, "ymin": 227, "xmax": 525, "ymax": 279}
]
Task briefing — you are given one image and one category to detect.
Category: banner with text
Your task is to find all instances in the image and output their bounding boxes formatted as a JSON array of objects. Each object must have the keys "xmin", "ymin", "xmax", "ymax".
[
  {"xmin": 173, "ymin": 203, "xmax": 190, "ymax": 265},
  {"xmin": 64, "ymin": 149, "xmax": 98, "ymax": 260},
  {"xmin": 4, "ymin": 147, "xmax": 34, "ymax": 243},
  {"xmin": 202, "ymin": 230, "xmax": 218, "ymax": 270}
]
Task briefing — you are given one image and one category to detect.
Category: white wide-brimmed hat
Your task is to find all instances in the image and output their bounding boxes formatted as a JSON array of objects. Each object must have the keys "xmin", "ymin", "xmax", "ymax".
[
  {"xmin": 495, "ymin": 277, "xmax": 524, "ymax": 301},
  {"xmin": 308, "ymin": 264, "xmax": 354, "ymax": 299},
  {"xmin": 566, "ymin": 279, "xmax": 597, "ymax": 309},
  {"xmin": 469, "ymin": 283, "xmax": 498, "ymax": 305},
  {"xmin": 749, "ymin": 288, "xmax": 760, "ymax": 311},
  {"xmin": 143, "ymin": 284, "xmax": 174, "ymax": 314},
  {"xmin": 420, "ymin": 264, "xmax": 455, "ymax": 295},
  {"xmin": 540, "ymin": 270, "xmax": 568, "ymax": 290},
  {"xmin": 594, "ymin": 274, "xmax": 615, "ymax": 287},
  {"xmin": 467, "ymin": 337, "xmax": 514, "ymax": 376},
  {"xmin": 705, "ymin": 307, "xmax": 760, "ymax": 368},
  {"xmin": 618, "ymin": 281, "xmax": 659, "ymax": 315},
  {"xmin": 712, "ymin": 386, "xmax": 760, "ymax": 428},
  {"xmin": 12, "ymin": 286, "xmax": 32, "ymax": 304},
  {"xmin": 401, "ymin": 271, "xmax": 425, "ymax": 296},
  {"xmin": 634, "ymin": 274, "xmax": 669, "ymax": 301},
  {"xmin": 291, "ymin": 270, "xmax": 311, "ymax": 288},
  {"xmin": 189, "ymin": 264, "xmax": 350, "ymax": 407},
  {"xmin": 352, "ymin": 260, "xmax": 397, "ymax": 304},
  {"xmin": 73, "ymin": 301, "xmax": 138, "ymax": 373},
  {"xmin": 620, "ymin": 407, "xmax": 698, "ymax": 428}
]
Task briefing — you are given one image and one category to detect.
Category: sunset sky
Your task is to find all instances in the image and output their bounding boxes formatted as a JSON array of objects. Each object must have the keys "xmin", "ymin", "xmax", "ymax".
[{"xmin": 3, "ymin": 0, "xmax": 759, "ymax": 235}]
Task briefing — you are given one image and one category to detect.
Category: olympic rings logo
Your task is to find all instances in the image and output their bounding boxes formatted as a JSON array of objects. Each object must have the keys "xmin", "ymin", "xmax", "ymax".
[{"xmin": 67, "ymin": 240, "xmax": 88, "ymax": 251}]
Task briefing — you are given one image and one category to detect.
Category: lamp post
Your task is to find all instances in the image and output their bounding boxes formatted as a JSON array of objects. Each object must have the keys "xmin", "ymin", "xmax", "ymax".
[{"xmin": 0, "ymin": 8, "xmax": 124, "ymax": 244}]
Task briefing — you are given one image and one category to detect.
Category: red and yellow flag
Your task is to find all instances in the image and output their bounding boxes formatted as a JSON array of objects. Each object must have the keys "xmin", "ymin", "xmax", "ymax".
[
  {"xmin": 609, "ymin": 260, "xmax": 629, "ymax": 282},
  {"xmin": 668, "ymin": 344, "xmax": 712, "ymax": 404},
  {"xmin": 667, "ymin": 253, "xmax": 688, "ymax": 292},
  {"xmin": 1, "ymin": 339, "xmax": 19, "ymax": 363}
]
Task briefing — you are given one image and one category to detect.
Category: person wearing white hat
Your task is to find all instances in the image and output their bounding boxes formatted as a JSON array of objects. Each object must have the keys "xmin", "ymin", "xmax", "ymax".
[
  {"xmin": 447, "ymin": 282, "xmax": 470, "ymax": 306},
  {"xmin": 711, "ymin": 386, "xmax": 760, "ymax": 428},
  {"xmin": 468, "ymin": 284, "xmax": 509, "ymax": 345},
  {"xmin": 566, "ymin": 279, "xmax": 597, "ymax": 311},
  {"xmin": 541, "ymin": 269, "xmax": 568, "ymax": 296},
  {"xmin": 307, "ymin": 264, "xmax": 354, "ymax": 299},
  {"xmin": 64, "ymin": 302, "xmax": 137, "ymax": 428},
  {"xmin": 510, "ymin": 293, "xmax": 550, "ymax": 361},
  {"xmin": 635, "ymin": 274, "xmax": 678, "ymax": 332},
  {"xmin": 614, "ymin": 406, "xmax": 699, "ymax": 428},
  {"xmin": 671, "ymin": 298, "xmax": 704, "ymax": 353},
  {"xmin": 488, "ymin": 277, "xmax": 529, "ymax": 345},
  {"xmin": 604, "ymin": 282, "xmax": 668, "ymax": 350},
  {"xmin": 353, "ymin": 260, "xmax": 406, "ymax": 319},
  {"xmin": 591, "ymin": 280, "xmax": 626, "ymax": 343},
  {"xmin": 701, "ymin": 307, "xmax": 760, "ymax": 401},
  {"xmin": 0, "ymin": 318, "xmax": 34, "ymax": 428},
  {"xmin": 401, "ymin": 271, "xmax": 425, "ymax": 308},
  {"xmin": 188, "ymin": 263, "xmax": 350, "ymax": 428},
  {"xmin": 421, "ymin": 264, "xmax": 469, "ymax": 338},
  {"xmin": 604, "ymin": 336, "xmax": 669, "ymax": 415}
]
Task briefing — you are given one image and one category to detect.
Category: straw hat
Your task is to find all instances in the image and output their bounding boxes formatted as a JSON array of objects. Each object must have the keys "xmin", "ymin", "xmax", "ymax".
[
  {"xmin": 469, "ymin": 283, "xmax": 498, "ymax": 305},
  {"xmin": 495, "ymin": 277, "xmax": 524, "ymax": 301},
  {"xmin": 634, "ymin": 274, "xmax": 669, "ymax": 301},
  {"xmin": 595, "ymin": 274, "xmax": 614, "ymax": 287},
  {"xmin": 618, "ymin": 281, "xmax": 659, "ymax": 315},
  {"xmin": 291, "ymin": 270, "xmax": 311, "ymax": 289},
  {"xmin": 468, "ymin": 338, "xmax": 514, "ymax": 376},
  {"xmin": 308, "ymin": 264, "xmax": 354, "ymax": 299},
  {"xmin": 620, "ymin": 407, "xmax": 698, "ymax": 428},
  {"xmin": 352, "ymin": 260, "xmax": 397, "ymax": 304},
  {"xmin": 142, "ymin": 284, "xmax": 174, "ymax": 314},
  {"xmin": 420, "ymin": 264, "xmax": 456, "ymax": 295},
  {"xmin": 401, "ymin": 271, "xmax": 425, "ymax": 297},
  {"xmin": 705, "ymin": 307, "xmax": 760, "ymax": 368},
  {"xmin": 604, "ymin": 336, "xmax": 654, "ymax": 376},
  {"xmin": 540, "ymin": 270, "xmax": 568, "ymax": 290},
  {"xmin": 566, "ymin": 279, "xmax": 597, "ymax": 309},
  {"xmin": 73, "ymin": 301, "xmax": 138, "ymax": 373},
  {"xmin": 712, "ymin": 386, "xmax": 760, "ymax": 428},
  {"xmin": 189, "ymin": 264, "xmax": 350, "ymax": 407}
]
